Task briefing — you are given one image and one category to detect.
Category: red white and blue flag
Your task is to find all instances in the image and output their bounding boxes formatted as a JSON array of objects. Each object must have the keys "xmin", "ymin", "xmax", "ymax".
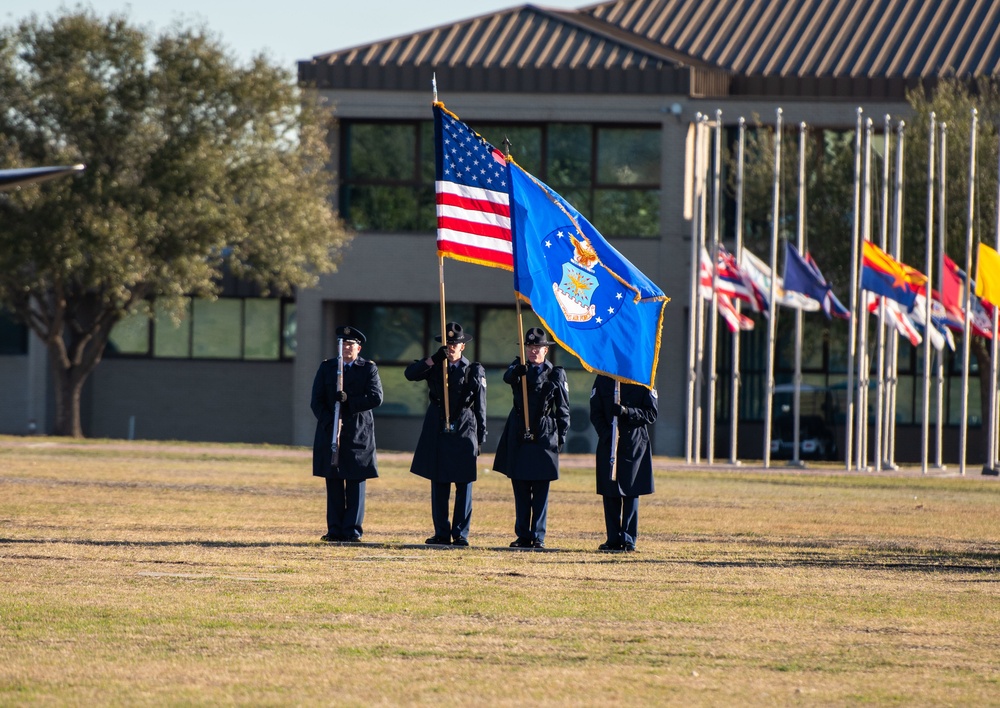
[{"xmin": 434, "ymin": 103, "xmax": 513, "ymax": 270}]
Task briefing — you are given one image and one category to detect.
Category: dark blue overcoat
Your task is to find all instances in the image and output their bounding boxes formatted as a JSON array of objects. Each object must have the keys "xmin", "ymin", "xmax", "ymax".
[
  {"xmin": 311, "ymin": 357, "xmax": 383, "ymax": 479},
  {"xmin": 590, "ymin": 375, "xmax": 657, "ymax": 497},
  {"xmin": 405, "ymin": 356, "xmax": 487, "ymax": 484},
  {"xmin": 492, "ymin": 358, "xmax": 570, "ymax": 481}
]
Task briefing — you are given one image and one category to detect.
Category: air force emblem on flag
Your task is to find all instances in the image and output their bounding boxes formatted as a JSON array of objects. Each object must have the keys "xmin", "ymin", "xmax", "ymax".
[{"xmin": 543, "ymin": 230, "xmax": 624, "ymax": 329}]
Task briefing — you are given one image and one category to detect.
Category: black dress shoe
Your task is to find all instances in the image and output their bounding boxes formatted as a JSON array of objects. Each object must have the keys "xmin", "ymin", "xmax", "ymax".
[
  {"xmin": 320, "ymin": 534, "xmax": 340, "ymax": 543},
  {"xmin": 452, "ymin": 537, "xmax": 469, "ymax": 547},
  {"xmin": 425, "ymin": 535, "xmax": 451, "ymax": 545},
  {"xmin": 510, "ymin": 539, "xmax": 531, "ymax": 548},
  {"xmin": 531, "ymin": 540, "xmax": 545, "ymax": 549},
  {"xmin": 623, "ymin": 542, "xmax": 636, "ymax": 552},
  {"xmin": 344, "ymin": 535, "xmax": 362, "ymax": 543},
  {"xmin": 598, "ymin": 542, "xmax": 622, "ymax": 551}
]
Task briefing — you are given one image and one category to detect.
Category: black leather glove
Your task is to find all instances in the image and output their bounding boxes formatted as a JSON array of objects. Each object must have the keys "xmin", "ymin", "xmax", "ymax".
[
  {"xmin": 612, "ymin": 403, "xmax": 626, "ymax": 417},
  {"xmin": 431, "ymin": 346, "xmax": 447, "ymax": 365},
  {"xmin": 336, "ymin": 391, "xmax": 348, "ymax": 404},
  {"xmin": 513, "ymin": 364, "xmax": 528, "ymax": 377}
]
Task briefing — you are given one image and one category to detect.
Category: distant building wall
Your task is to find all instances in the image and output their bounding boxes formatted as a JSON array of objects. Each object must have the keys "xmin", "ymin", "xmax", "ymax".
[{"xmin": 83, "ymin": 359, "xmax": 294, "ymax": 444}]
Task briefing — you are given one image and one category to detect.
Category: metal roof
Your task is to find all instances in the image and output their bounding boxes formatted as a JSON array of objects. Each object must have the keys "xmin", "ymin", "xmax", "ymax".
[
  {"xmin": 299, "ymin": 4, "xmax": 730, "ymax": 96},
  {"xmin": 300, "ymin": 0, "xmax": 1000, "ymax": 99}
]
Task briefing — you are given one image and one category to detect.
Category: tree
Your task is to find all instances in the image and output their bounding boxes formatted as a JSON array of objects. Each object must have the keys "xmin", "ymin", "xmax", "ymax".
[
  {"xmin": 0, "ymin": 9, "xmax": 350, "ymax": 436},
  {"xmin": 904, "ymin": 81, "xmax": 1000, "ymax": 450}
]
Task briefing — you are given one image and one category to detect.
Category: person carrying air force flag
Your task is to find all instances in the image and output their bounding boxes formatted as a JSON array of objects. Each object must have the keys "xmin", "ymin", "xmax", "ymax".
[{"xmin": 492, "ymin": 327, "xmax": 570, "ymax": 549}]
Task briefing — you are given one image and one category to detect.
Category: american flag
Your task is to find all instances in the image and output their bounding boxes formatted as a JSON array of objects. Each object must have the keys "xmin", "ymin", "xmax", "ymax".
[{"xmin": 434, "ymin": 103, "xmax": 512, "ymax": 271}]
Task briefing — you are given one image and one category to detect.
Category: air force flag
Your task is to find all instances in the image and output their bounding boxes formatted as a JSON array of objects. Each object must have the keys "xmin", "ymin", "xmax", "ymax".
[{"xmin": 508, "ymin": 162, "xmax": 669, "ymax": 388}]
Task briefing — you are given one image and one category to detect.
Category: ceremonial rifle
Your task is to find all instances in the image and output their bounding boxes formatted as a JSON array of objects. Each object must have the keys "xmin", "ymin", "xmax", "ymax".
[
  {"xmin": 330, "ymin": 337, "xmax": 344, "ymax": 468},
  {"xmin": 610, "ymin": 381, "xmax": 620, "ymax": 481}
]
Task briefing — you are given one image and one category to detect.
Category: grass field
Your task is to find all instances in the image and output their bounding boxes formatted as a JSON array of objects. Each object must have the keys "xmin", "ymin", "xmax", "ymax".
[{"xmin": 2, "ymin": 436, "xmax": 999, "ymax": 705}]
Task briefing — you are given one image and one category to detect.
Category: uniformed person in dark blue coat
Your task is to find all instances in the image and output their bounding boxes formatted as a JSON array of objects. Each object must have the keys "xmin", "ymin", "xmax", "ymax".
[
  {"xmin": 311, "ymin": 326, "xmax": 383, "ymax": 542},
  {"xmin": 590, "ymin": 374, "xmax": 657, "ymax": 552},
  {"xmin": 493, "ymin": 327, "xmax": 570, "ymax": 549},
  {"xmin": 405, "ymin": 321, "xmax": 487, "ymax": 546}
]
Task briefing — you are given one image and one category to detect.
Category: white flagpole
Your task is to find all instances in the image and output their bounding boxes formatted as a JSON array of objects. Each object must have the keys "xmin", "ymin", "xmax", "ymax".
[
  {"xmin": 685, "ymin": 114, "xmax": 705, "ymax": 464},
  {"xmin": 707, "ymin": 110, "xmax": 723, "ymax": 465},
  {"xmin": 846, "ymin": 108, "xmax": 863, "ymax": 470},
  {"xmin": 960, "ymin": 109, "xmax": 977, "ymax": 477},
  {"xmin": 763, "ymin": 107, "xmax": 783, "ymax": 468},
  {"xmin": 694, "ymin": 114, "xmax": 711, "ymax": 464},
  {"xmin": 729, "ymin": 117, "xmax": 747, "ymax": 467},
  {"xmin": 990, "ymin": 126, "xmax": 1000, "ymax": 475},
  {"xmin": 873, "ymin": 116, "xmax": 892, "ymax": 472},
  {"xmin": 791, "ymin": 121, "xmax": 807, "ymax": 467},
  {"xmin": 856, "ymin": 118, "xmax": 874, "ymax": 471},
  {"xmin": 935, "ymin": 122, "xmax": 948, "ymax": 470},
  {"xmin": 886, "ymin": 120, "xmax": 906, "ymax": 471},
  {"xmin": 921, "ymin": 113, "xmax": 936, "ymax": 474}
]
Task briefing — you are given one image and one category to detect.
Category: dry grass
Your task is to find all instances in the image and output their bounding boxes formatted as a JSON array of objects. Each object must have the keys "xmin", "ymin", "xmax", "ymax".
[{"xmin": 1, "ymin": 437, "xmax": 999, "ymax": 705}]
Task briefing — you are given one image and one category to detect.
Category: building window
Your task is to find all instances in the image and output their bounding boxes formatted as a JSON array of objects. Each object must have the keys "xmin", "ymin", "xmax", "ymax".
[
  {"xmin": 349, "ymin": 302, "xmax": 595, "ymax": 421},
  {"xmin": 0, "ymin": 309, "xmax": 28, "ymax": 355},
  {"xmin": 106, "ymin": 297, "xmax": 295, "ymax": 361},
  {"xmin": 340, "ymin": 120, "xmax": 661, "ymax": 238}
]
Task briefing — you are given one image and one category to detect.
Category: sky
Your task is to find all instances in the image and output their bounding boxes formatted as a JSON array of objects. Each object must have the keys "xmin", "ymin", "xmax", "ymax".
[{"xmin": 2, "ymin": 1, "xmax": 588, "ymax": 69}]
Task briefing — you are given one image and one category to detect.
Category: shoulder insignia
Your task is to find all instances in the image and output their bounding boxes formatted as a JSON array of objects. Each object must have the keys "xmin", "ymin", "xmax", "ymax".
[
  {"xmin": 590, "ymin": 387, "xmax": 596, "ymax": 399},
  {"xmin": 562, "ymin": 380, "xmax": 569, "ymax": 394},
  {"xmin": 481, "ymin": 376, "xmax": 487, "ymax": 389},
  {"xmin": 651, "ymin": 388, "xmax": 658, "ymax": 399}
]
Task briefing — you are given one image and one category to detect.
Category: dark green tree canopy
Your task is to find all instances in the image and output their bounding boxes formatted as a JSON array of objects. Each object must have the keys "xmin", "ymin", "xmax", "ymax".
[{"xmin": 0, "ymin": 8, "xmax": 350, "ymax": 436}]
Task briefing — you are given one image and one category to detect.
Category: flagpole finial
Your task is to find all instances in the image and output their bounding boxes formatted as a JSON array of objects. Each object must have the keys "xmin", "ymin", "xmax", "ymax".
[
  {"xmin": 432, "ymin": 72, "xmax": 438, "ymax": 103},
  {"xmin": 856, "ymin": 106, "xmax": 863, "ymax": 117},
  {"xmin": 502, "ymin": 135, "xmax": 512, "ymax": 159}
]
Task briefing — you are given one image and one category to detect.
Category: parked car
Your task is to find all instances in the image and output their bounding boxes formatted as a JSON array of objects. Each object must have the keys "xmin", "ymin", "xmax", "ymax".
[{"xmin": 771, "ymin": 415, "xmax": 838, "ymax": 461}]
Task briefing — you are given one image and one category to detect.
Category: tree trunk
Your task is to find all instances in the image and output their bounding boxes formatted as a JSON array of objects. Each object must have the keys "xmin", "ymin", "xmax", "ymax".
[{"xmin": 49, "ymin": 349, "xmax": 87, "ymax": 438}]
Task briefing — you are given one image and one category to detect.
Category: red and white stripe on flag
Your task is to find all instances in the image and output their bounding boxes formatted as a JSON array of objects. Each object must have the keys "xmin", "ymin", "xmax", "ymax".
[
  {"xmin": 436, "ymin": 179, "xmax": 512, "ymax": 270},
  {"xmin": 434, "ymin": 104, "xmax": 513, "ymax": 270}
]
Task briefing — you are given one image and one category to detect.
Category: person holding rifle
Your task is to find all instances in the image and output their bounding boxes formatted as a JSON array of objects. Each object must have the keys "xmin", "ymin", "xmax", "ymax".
[
  {"xmin": 405, "ymin": 321, "xmax": 487, "ymax": 547},
  {"xmin": 311, "ymin": 326, "xmax": 383, "ymax": 543},
  {"xmin": 493, "ymin": 327, "xmax": 570, "ymax": 549},
  {"xmin": 589, "ymin": 375, "xmax": 657, "ymax": 552}
]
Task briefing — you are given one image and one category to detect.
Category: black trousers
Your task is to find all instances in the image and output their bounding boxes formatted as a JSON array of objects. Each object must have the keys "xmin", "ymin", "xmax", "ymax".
[
  {"xmin": 326, "ymin": 477, "xmax": 366, "ymax": 540},
  {"xmin": 602, "ymin": 495, "xmax": 639, "ymax": 546},
  {"xmin": 512, "ymin": 479, "xmax": 550, "ymax": 543},
  {"xmin": 431, "ymin": 481, "xmax": 472, "ymax": 541}
]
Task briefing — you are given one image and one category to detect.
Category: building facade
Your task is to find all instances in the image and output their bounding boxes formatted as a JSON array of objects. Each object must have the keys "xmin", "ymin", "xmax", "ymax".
[{"xmin": 3, "ymin": 0, "xmax": 999, "ymax": 459}]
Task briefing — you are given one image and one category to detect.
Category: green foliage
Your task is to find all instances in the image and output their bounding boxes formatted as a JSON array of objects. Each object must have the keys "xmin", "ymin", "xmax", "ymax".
[
  {"xmin": 903, "ymin": 80, "xmax": 1000, "ymax": 268},
  {"xmin": 0, "ymin": 8, "xmax": 350, "ymax": 434}
]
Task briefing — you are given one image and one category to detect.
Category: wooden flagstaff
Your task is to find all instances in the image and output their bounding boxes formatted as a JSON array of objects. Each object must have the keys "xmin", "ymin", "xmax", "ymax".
[
  {"xmin": 515, "ymin": 299, "xmax": 533, "ymax": 440},
  {"xmin": 438, "ymin": 256, "xmax": 452, "ymax": 431},
  {"xmin": 330, "ymin": 337, "xmax": 344, "ymax": 468},
  {"xmin": 503, "ymin": 135, "xmax": 533, "ymax": 441}
]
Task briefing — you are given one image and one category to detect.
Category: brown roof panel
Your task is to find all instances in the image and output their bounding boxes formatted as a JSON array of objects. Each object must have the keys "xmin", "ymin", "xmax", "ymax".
[
  {"xmin": 300, "ymin": 4, "xmax": 730, "ymax": 96},
  {"xmin": 299, "ymin": 0, "xmax": 1000, "ymax": 100},
  {"xmin": 583, "ymin": 0, "xmax": 1000, "ymax": 79}
]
